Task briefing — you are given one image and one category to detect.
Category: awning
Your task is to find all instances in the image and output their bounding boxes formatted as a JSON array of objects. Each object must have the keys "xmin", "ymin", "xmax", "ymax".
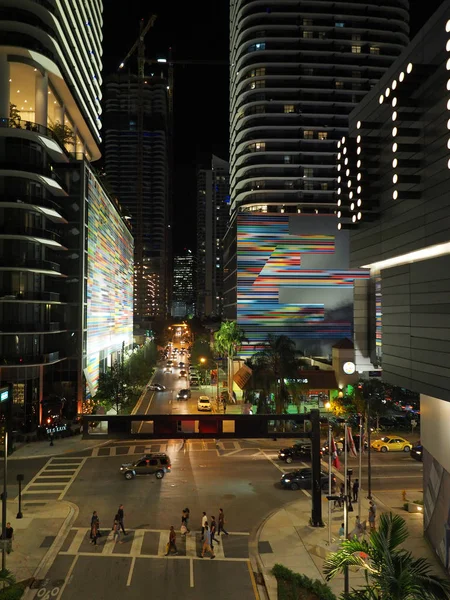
[{"xmin": 233, "ymin": 364, "xmax": 253, "ymax": 389}]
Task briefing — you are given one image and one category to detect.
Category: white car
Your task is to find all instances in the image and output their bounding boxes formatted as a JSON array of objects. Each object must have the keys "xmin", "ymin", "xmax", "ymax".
[
  {"xmin": 164, "ymin": 367, "xmax": 173, "ymax": 374},
  {"xmin": 197, "ymin": 396, "xmax": 212, "ymax": 411}
]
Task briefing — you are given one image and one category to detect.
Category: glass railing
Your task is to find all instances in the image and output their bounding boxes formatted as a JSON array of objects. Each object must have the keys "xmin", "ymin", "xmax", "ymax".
[
  {"xmin": 0, "ymin": 291, "xmax": 61, "ymax": 301},
  {"xmin": 0, "ymin": 322, "xmax": 63, "ymax": 333},
  {"xmin": 1, "ymin": 352, "xmax": 61, "ymax": 365},
  {"xmin": 0, "ymin": 258, "xmax": 61, "ymax": 273},
  {"xmin": 0, "ymin": 118, "xmax": 71, "ymax": 159}
]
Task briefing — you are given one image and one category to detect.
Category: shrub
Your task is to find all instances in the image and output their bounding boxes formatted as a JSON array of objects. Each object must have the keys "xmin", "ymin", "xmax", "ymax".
[
  {"xmin": 271, "ymin": 564, "xmax": 337, "ymax": 600},
  {"xmin": 0, "ymin": 584, "xmax": 25, "ymax": 599}
]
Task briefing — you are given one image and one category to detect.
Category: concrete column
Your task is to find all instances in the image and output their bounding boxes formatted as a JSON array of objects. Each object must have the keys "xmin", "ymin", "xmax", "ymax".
[
  {"xmin": 0, "ymin": 54, "xmax": 10, "ymax": 119},
  {"xmin": 35, "ymin": 70, "xmax": 48, "ymax": 126}
]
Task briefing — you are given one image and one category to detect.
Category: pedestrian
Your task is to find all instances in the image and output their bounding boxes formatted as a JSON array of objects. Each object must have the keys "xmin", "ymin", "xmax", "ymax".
[
  {"xmin": 368, "ymin": 501, "xmax": 376, "ymax": 531},
  {"xmin": 112, "ymin": 515, "xmax": 122, "ymax": 544},
  {"xmin": 201, "ymin": 511, "xmax": 207, "ymax": 540},
  {"xmin": 210, "ymin": 515, "xmax": 220, "ymax": 549},
  {"xmin": 200, "ymin": 523, "xmax": 215, "ymax": 559},
  {"xmin": 218, "ymin": 508, "xmax": 228, "ymax": 535},
  {"xmin": 165, "ymin": 526, "xmax": 178, "ymax": 556},
  {"xmin": 182, "ymin": 507, "xmax": 190, "ymax": 533},
  {"xmin": 338, "ymin": 522, "xmax": 345, "ymax": 537},
  {"xmin": 352, "ymin": 479, "xmax": 359, "ymax": 502},
  {"xmin": 1, "ymin": 523, "xmax": 14, "ymax": 554},
  {"xmin": 117, "ymin": 504, "xmax": 127, "ymax": 535},
  {"xmin": 90, "ymin": 515, "xmax": 99, "ymax": 545},
  {"xmin": 90, "ymin": 511, "xmax": 100, "ymax": 540}
]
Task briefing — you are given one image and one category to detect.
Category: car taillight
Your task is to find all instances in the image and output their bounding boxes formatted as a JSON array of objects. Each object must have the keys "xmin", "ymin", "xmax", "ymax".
[{"xmin": 167, "ymin": 466, "xmax": 171, "ymax": 470}]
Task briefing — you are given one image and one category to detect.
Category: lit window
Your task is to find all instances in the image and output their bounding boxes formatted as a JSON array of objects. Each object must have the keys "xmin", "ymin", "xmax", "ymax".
[
  {"xmin": 304, "ymin": 168, "xmax": 314, "ymax": 177},
  {"xmin": 321, "ymin": 183, "xmax": 328, "ymax": 190},
  {"xmin": 248, "ymin": 42, "xmax": 266, "ymax": 52},
  {"xmin": 335, "ymin": 81, "xmax": 344, "ymax": 89},
  {"xmin": 255, "ymin": 142, "xmax": 265, "ymax": 151},
  {"xmin": 370, "ymin": 46, "xmax": 380, "ymax": 55},
  {"xmin": 351, "ymin": 45, "xmax": 362, "ymax": 54},
  {"xmin": 284, "ymin": 105, "xmax": 295, "ymax": 113},
  {"xmin": 303, "ymin": 18, "xmax": 313, "ymax": 26},
  {"xmin": 303, "ymin": 130, "xmax": 314, "ymax": 139},
  {"xmin": 250, "ymin": 80, "xmax": 265, "ymax": 89},
  {"xmin": 303, "ymin": 31, "xmax": 313, "ymax": 39},
  {"xmin": 335, "ymin": 22, "xmax": 345, "ymax": 27},
  {"xmin": 284, "ymin": 155, "xmax": 291, "ymax": 163},
  {"xmin": 250, "ymin": 67, "xmax": 266, "ymax": 77},
  {"xmin": 318, "ymin": 132, "xmax": 328, "ymax": 140}
]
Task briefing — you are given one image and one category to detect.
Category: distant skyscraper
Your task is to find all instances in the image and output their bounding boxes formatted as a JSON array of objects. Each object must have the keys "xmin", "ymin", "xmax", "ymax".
[
  {"xmin": 225, "ymin": 0, "xmax": 409, "ymax": 354},
  {"xmin": 0, "ymin": 1, "xmax": 134, "ymax": 427},
  {"xmin": 196, "ymin": 155, "xmax": 230, "ymax": 317},
  {"xmin": 104, "ymin": 73, "xmax": 172, "ymax": 323},
  {"xmin": 172, "ymin": 250, "xmax": 194, "ymax": 318}
]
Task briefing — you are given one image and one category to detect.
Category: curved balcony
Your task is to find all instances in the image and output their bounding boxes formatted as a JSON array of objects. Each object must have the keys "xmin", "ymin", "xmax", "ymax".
[
  {"xmin": 1, "ymin": 352, "xmax": 61, "ymax": 366},
  {"xmin": 0, "ymin": 322, "xmax": 65, "ymax": 334},
  {"xmin": 0, "ymin": 118, "xmax": 70, "ymax": 158},
  {"xmin": 0, "ymin": 291, "xmax": 63, "ymax": 302},
  {"xmin": 0, "ymin": 258, "xmax": 62, "ymax": 274},
  {"xmin": 0, "ymin": 224, "xmax": 61, "ymax": 241}
]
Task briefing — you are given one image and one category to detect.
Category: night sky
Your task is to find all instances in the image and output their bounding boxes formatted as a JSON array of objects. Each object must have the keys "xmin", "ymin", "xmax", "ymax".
[{"xmin": 103, "ymin": 0, "xmax": 444, "ymax": 253}]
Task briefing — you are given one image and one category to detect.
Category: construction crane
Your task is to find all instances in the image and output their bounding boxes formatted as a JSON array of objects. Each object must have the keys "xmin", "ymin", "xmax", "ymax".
[{"xmin": 118, "ymin": 16, "xmax": 157, "ymax": 320}]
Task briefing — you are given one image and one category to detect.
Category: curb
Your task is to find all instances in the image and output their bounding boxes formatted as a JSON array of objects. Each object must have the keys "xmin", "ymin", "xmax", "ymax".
[
  {"xmin": 8, "ymin": 439, "xmax": 110, "ymax": 461},
  {"xmin": 22, "ymin": 501, "xmax": 79, "ymax": 600}
]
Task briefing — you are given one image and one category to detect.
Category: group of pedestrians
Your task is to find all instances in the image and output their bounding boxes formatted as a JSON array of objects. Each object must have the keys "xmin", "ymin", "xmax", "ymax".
[
  {"xmin": 90, "ymin": 504, "xmax": 127, "ymax": 546},
  {"xmin": 165, "ymin": 507, "xmax": 229, "ymax": 558}
]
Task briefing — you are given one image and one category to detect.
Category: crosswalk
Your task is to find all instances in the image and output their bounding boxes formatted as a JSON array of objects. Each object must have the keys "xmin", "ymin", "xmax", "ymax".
[
  {"xmin": 91, "ymin": 440, "xmax": 246, "ymax": 458},
  {"xmin": 21, "ymin": 456, "xmax": 86, "ymax": 502},
  {"xmin": 60, "ymin": 527, "xmax": 250, "ymax": 561}
]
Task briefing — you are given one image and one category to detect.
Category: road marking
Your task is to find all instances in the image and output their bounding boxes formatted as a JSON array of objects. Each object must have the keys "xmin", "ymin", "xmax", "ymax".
[
  {"xmin": 186, "ymin": 534, "xmax": 197, "ymax": 557},
  {"xmin": 67, "ymin": 529, "xmax": 86, "ymax": 554},
  {"xmin": 137, "ymin": 391, "xmax": 156, "ymax": 434},
  {"xmin": 158, "ymin": 531, "xmax": 168, "ymax": 556},
  {"xmin": 34, "ymin": 474, "xmax": 73, "ymax": 479},
  {"xmin": 131, "ymin": 530, "xmax": 145, "ymax": 555},
  {"xmin": 56, "ymin": 555, "xmax": 79, "ymax": 598},
  {"xmin": 128, "ymin": 445, "xmax": 137, "ymax": 455},
  {"xmin": 102, "ymin": 531, "xmax": 116, "ymax": 555},
  {"xmin": 190, "ymin": 559, "xmax": 194, "ymax": 587},
  {"xmin": 260, "ymin": 450, "xmax": 285, "ymax": 473},
  {"xmin": 127, "ymin": 557, "xmax": 136, "ymax": 586},
  {"xmin": 302, "ymin": 490, "xmax": 311, "ymax": 498},
  {"xmin": 58, "ymin": 458, "xmax": 87, "ymax": 500},
  {"xmin": 58, "ymin": 551, "xmax": 249, "ymax": 562},
  {"xmin": 213, "ymin": 539, "xmax": 225, "ymax": 559},
  {"xmin": 247, "ymin": 560, "xmax": 260, "ymax": 600}
]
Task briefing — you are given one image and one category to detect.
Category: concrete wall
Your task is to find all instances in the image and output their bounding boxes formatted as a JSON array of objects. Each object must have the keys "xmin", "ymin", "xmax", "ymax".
[{"xmin": 380, "ymin": 255, "xmax": 450, "ymax": 402}]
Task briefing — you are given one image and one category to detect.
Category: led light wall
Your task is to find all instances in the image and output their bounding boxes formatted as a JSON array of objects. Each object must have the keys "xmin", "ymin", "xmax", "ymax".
[
  {"xmin": 236, "ymin": 213, "xmax": 369, "ymax": 357},
  {"xmin": 85, "ymin": 170, "xmax": 133, "ymax": 394}
]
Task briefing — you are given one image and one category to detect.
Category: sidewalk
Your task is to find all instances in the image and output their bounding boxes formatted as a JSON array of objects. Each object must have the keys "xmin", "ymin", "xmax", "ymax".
[
  {"xmin": 4, "ymin": 499, "xmax": 77, "ymax": 586},
  {"xmin": 9, "ymin": 436, "xmax": 108, "ymax": 460},
  {"xmin": 254, "ymin": 489, "xmax": 447, "ymax": 599}
]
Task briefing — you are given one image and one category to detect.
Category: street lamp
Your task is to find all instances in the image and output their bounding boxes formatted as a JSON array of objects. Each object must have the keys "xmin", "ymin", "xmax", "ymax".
[
  {"xmin": 16, "ymin": 474, "xmax": 24, "ymax": 519},
  {"xmin": 326, "ymin": 492, "xmax": 353, "ymax": 594}
]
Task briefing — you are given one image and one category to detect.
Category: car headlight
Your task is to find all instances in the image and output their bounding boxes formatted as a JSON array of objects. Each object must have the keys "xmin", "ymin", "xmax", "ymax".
[
  {"xmin": 284, "ymin": 479, "xmax": 291, "ymax": 483},
  {"xmin": 280, "ymin": 453, "xmax": 285, "ymax": 456},
  {"xmin": 416, "ymin": 451, "xmax": 422, "ymax": 455},
  {"xmin": 120, "ymin": 467, "xmax": 124, "ymax": 471}
]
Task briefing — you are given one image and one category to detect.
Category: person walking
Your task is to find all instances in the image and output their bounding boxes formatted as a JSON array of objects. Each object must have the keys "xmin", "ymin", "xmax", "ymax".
[
  {"xmin": 210, "ymin": 515, "xmax": 220, "ymax": 549},
  {"xmin": 218, "ymin": 508, "xmax": 228, "ymax": 535},
  {"xmin": 352, "ymin": 479, "xmax": 359, "ymax": 502},
  {"xmin": 165, "ymin": 526, "xmax": 178, "ymax": 556},
  {"xmin": 90, "ymin": 511, "xmax": 100, "ymax": 541},
  {"xmin": 1, "ymin": 523, "xmax": 14, "ymax": 554},
  {"xmin": 200, "ymin": 523, "xmax": 215, "ymax": 559},
  {"xmin": 182, "ymin": 508, "xmax": 190, "ymax": 534},
  {"xmin": 117, "ymin": 504, "xmax": 127, "ymax": 535},
  {"xmin": 90, "ymin": 515, "xmax": 99, "ymax": 545},
  {"xmin": 368, "ymin": 501, "xmax": 376, "ymax": 531},
  {"xmin": 338, "ymin": 522, "xmax": 345, "ymax": 538},
  {"xmin": 112, "ymin": 515, "xmax": 123, "ymax": 544},
  {"xmin": 201, "ymin": 511, "xmax": 207, "ymax": 540}
]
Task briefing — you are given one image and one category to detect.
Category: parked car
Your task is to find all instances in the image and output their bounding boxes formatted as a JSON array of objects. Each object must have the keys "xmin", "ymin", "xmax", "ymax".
[
  {"xmin": 280, "ymin": 468, "xmax": 336, "ymax": 491},
  {"xmin": 278, "ymin": 442, "xmax": 312, "ymax": 463},
  {"xmin": 119, "ymin": 453, "xmax": 171, "ymax": 480},
  {"xmin": 371, "ymin": 436, "xmax": 412, "ymax": 453},
  {"xmin": 197, "ymin": 396, "xmax": 212, "ymax": 411},
  {"xmin": 190, "ymin": 377, "xmax": 200, "ymax": 388},
  {"xmin": 177, "ymin": 389, "xmax": 191, "ymax": 400},
  {"xmin": 147, "ymin": 383, "xmax": 166, "ymax": 391},
  {"xmin": 410, "ymin": 443, "xmax": 423, "ymax": 462}
]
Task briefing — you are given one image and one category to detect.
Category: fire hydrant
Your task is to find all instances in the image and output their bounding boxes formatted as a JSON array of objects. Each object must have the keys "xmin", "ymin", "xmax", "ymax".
[{"xmin": 402, "ymin": 490, "xmax": 407, "ymax": 502}]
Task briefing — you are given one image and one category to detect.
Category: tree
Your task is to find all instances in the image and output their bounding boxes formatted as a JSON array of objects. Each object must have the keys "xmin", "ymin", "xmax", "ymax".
[
  {"xmin": 9, "ymin": 103, "xmax": 20, "ymax": 122},
  {"xmin": 323, "ymin": 512, "xmax": 450, "ymax": 600},
  {"xmin": 214, "ymin": 321, "xmax": 246, "ymax": 401},
  {"xmin": 49, "ymin": 120, "xmax": 75, "ymax": 147}
]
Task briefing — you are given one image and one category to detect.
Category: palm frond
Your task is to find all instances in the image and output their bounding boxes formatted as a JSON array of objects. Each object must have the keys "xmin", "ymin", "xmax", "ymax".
[{"xmin": 323, "ymin": 539, "xmax": 373, "ymax": 580}]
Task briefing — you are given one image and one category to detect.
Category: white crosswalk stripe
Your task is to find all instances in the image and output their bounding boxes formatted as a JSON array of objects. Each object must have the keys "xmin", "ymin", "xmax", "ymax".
[
  {"xmin": 89, "ymin": 441, "xmax": 246, "ymax": 458},
  {"xmin": 20, "ymin": 457, "xmax": 86, "ymax": 500},
  {"xmin": 60, "ymin": 528, "xmax": 249, "ymax": 561}
]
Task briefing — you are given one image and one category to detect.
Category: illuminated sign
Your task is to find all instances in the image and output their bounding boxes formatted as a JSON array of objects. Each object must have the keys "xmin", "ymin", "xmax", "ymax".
[
  {"xmin": 0, "ymin": 388, "xmax": 9, "ymax": 403},
  {"xmin": 343, "ymin": 362, "xmax": 356, "ymax": 375}
]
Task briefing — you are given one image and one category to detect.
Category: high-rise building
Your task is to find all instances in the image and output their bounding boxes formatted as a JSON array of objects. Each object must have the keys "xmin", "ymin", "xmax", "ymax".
[
  {"xmin": 225, "ymin": 0, "xmax": 409, "ymax": 354},
  {"xmin": 172, "ymin": 250, "xmax": 194, "ymax": 318},
  {"xmin": 0, "ymin": 2, "xmax": 134, "ymax": 430},
  {"xmin": 196, "ymin": 155, "xmax": 230, "ymax": 317},
  {"xmin": 104, "ymin": 73, "xmax": 172, "ymax": 324},
  {"xmin": 341, "ymin": 0, "xmax": 450, "ymax": 571}
]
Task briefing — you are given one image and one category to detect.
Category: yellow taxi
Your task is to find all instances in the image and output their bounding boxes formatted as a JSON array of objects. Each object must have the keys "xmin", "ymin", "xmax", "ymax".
[{"xmin": 371, "ymin": 436, "xmax": 412, "ymax": 453}]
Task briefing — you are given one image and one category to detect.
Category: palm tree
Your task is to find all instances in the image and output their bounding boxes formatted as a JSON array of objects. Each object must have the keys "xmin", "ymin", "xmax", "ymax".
[
  {"xmin": 251, "ymin": 334, "xmax": 298, "ymax": 414},
  {"xmin": 323, "ymin": 512, "xmax": 450, "ymax": 600},
  {"xmin": 213, "ymin": 321, "xmax": 246, "ymax": 402}
]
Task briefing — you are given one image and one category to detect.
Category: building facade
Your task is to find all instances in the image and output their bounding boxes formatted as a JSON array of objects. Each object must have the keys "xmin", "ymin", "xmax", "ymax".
[
  {"xmin": 225, "ymin": 0, "xmax": 410, "ymax": 353},
  {"xmin": 172, "ymin": 250, "xmax": 194, "ymax": 318},
  {"xmin": 342, "ymin": 0, "xmax": 450, "ymax": 573},
  {"xmin": 103, "ymin": 74, "xmax": 171, "ymax": 325},
  {"xmin": 0, "ymin": 1, "xmax": 134, "ymax": 430},
  {"xmin": 196, "ymin": 155, "xmax": 230, "ymax": 318}
]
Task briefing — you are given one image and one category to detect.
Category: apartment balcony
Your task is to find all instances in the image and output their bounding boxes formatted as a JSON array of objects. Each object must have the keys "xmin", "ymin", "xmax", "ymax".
[
  {"xmin": 0, "ymin": 291, "xmax": 63, "ymax": 302},
  {"xmin": 0, "ymin": 322, "xmax": 65, "ymax": 334},
  {"xmin": 1, "ymin": 352, "xmax": 62, "ymax": 366},
  {"xmin": 0, "ymin": 258, "xmax": 63, "ymax": 275}
]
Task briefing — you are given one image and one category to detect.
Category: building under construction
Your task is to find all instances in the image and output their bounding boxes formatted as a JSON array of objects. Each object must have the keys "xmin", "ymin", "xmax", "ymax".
[{"xmin": 103, "ymin": 71, "xmax": 172, "ymax": 325}]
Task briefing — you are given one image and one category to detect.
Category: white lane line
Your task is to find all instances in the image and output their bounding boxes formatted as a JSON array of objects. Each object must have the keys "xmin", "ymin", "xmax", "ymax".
[
  {"xmin": 26, "ymin": 482, "xmax": 67, "ymax": 487},
  {"xmin": 190, "ymin": 558, "xmax": 194, "ymax": 587},
  {"xmin": 127, "ymin": 557, "xmax": 136, "ymax": 586},
  {"xmin": 260, "ymin": 450, "xmax": 285, "ymax": 473},
  {"xmin": 131, "ymin": 530, "xmax": 145, "ymax": 555},
  {"xmin": 67, "ymin": 528, "xmax": 86, "ymax": 554},
  {"xmin": 128, "ymin": 445, "xmax": 137, "ymax": 455},
  {"xmin": 58, "ymin": 551, "xmax": 250, "ymax": 561},
  {"xmin": 58, "ymin": 458, "xmax": 87, "ymax": 500},
  {"xmin": 233, "ymin": 441, "xmax": 241, "ymax": 450},
  {"xmin": 33, "ymin": 475, "xmax": 73, "ymax": 479},
  {"xmin": 57, "ymin": 555, "xmax": 79, "ymax": 598},
  {"xmin": 137, "ymin": 391, "xmax": 156, "ymax": 434},
  {"xmin": 302, "ymin": 490, "xmax": 311, "ymax": 498},
  {"xmin": 186, "ymin": 534, "xmax": 197, "ymax": 557},
  {"xmin": 20, "ymin": 458, "xmax": 54, "ymax": 495},
  {"xmin": 22, "ymin": 490, "xmax": 62, "ymax": 495},
  {"xmin": 158, "ymin": 531, "xmax": 168, "ymax": 556},
  {"xmin": 109, "ymin": 447, "xmax": 117, "ymax": 456},
  {"xmin": 102, "ymin": 531, "xmax": 116, "ymax": 555},
  {"xmin": 213, "ymin": 539, "xmax": 225, "ymax": 559},
  {"xmin": 92, "ymin": 447, "xmax": 100, "ymax": 457}
]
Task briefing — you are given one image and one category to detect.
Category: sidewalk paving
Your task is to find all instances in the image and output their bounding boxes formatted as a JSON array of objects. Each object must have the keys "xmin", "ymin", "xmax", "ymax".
[
  {"xmin": 9, "ymin": 436, "xmax": 108, "ymax": 460},
  {"xmin": 255, "ymin": 489, "xmax": 447, "ymax": 599},
  {"xmin": 4, "ymin": 499, "xmax": 77, "ymax": 586}
]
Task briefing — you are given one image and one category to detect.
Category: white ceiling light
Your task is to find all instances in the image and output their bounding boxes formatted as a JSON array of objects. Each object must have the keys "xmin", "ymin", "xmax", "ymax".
[
  {"xmin": 391, "ymin": 80, "xmax": 397, "ymax": 90},
  {"xmin": 392, "ymin": 142, "xmax": 398, "ymax": 152},
  {"xmin": 399, "ymin": 72, "xmax": 405, "ymax": 82},
  {"xmin": 357, "ymin": 121, "xmax": 361, "ymax": 129},
  {"xmin": 392, "ymin": 158, "xmax": 398, "ymax": 168},
  {"xmin": 357, "ymin": 198, "xmax": 362, "ymax": 207},
  {"xmin": 392, "ymin": 127, "xmax": 398, "ymax": 137},
  {"xmin": 406, "ymin": 63, "xmax": 413, "ymax": 74},
  {"xmin": 379, "ymin": 94, "xmax": 384, "ymax": 104},
  {"xmin": 393, "ymin": 189, "xmax": 398, "ymax": 200},
  {"xmin": 392, "ymin": 97, "xmax": 398, "ymax": 107}
]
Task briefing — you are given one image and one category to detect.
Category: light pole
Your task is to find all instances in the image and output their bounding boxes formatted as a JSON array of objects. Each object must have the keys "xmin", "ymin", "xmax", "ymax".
[
  {"xmin": 200, "ymin": 357, "xmax": 220, "ymax": 410},
  {"xmin": 16, "ymin": 474, "xmax": 24, "ymax": 519}
]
